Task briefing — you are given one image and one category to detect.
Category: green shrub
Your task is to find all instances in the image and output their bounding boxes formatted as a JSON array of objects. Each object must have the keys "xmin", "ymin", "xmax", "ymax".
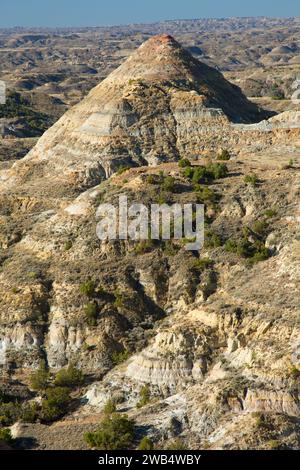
[
  {"xmin": 192, "ymin": 166, "xmax": 212, "ymax": 184},
  {"xmin": 162, "ymin": 240, "xmax": 179, "ymax": 256},
  {"xmin": 178, "ymin": 158, "xmax": 191, "ymax": 168},
  {"xmin": 28, "ymin": 271, "xmax": 39, "ymax": 280},
  {"xmin": 271, "ymin": 94, "xmax": 284, "ymax": 101},
  {"xmin": 54, "ymin": 364, "xmax": 84, "ymax": 388},
  {"xmin": 137, "ymin": 385, "xmax": 151, "ymax": 409},
  {"xmin": 114, "ymin": 293, "xmax": 126, "ymax": 309},
  {"xmin": 80, "ymin": 280, "xmax": 96, "ymax": 298},
  {"xmin": 290, "ymin": 365, "xmax": 300, "ymax": 379},
  {"xmin": 184, "ymin": 166, "xmax": 194, "ymax": 179},
  {"xmin": 29, "ymin": 360, "xmax": 49, "ymax": 391},
  {"xmin": 236, "ymin": 238, "xmax": 256, "ymax": 258},
  {"xmin": 162, "ymin": 176, "xmax": 176, "ymax": 192},
  {"xmin": 138, "ymin": 437, "xmax": 154, "ymax": 450},
  {"xmin": 84, "ymin": 414, "xmax": 135, "ymax": 450},
  {"xmin": 134, "ymin": 239, "xmax": 154, "ymax": 254},
  {"xmin": 204, "ymin": 229, "xmax": 222, "ymax": 248},
  {"xmin": 264, "ymin": 208, "xmax": 277, "ymax": 218},
  {"xmin": 251, "ymin": 220, "xmax": 268, "ymax": 236},
  {"xmin": 44, "ymin": 387, "xmax": 71, "ymax": 407},
  {"xmin": 146, "ymin": 174, "xmax": 157, "ymax": 185},
  {"xmin": 21, "ymin": 402, "xmax": 40, "ymax": 423},
  {"xmin": 196, "ymin": 186, "xmax": 220, "ymax": 204},
  {"xmin": 0, "ymin": 428, "xmax": 13, "ymax": 445},
  {"xmin": 250, "ymin": 248, "xmax": 270, "ymax": 264},
  {"xmin": 218, "ymin": 149, "xmax": 231, "ymax": 161},
  {"xmin": 112, "ymin": 350, "xmax": 130, "ymax": 365},
  {"xmin": 192, "ymin": 258, "xmax": 213, "ymax": 271},
  {"xmin": 156, "ymin": 192, "xmax": 168, "ymax": 205},
  {"xmin": 267, "ymin": 439, "xmax": 280, "ymax": 450},
  {"xmin": 84, "ymin": 302, "xmax": 98, "ymax": 326},
  {"xmin": 82, "ymin": 342, "xmax": 95, "ymax": 352},
  {"xmin": 207, "ymin": 163, "xmax": 228, "ymax": 179},
  {"xmin": 64, "ymin": 240, "xmax": 73, "ymax": 251},
  {"xmin": 0, "ymin": 402, "xmax": 21, "ymax": 426},
  {"xmin": 104, "ymin": 399, "xmax": 117, "ymax": 415},
  {"xmin": 116, "ymin": 166, "xmax": 131, "ymax": 176},
  {"xmin": 224, "ymin": 239, "xmax": 238, "ymax": 253},
  {"xmin": 225, "ymin": 237, "xmax": 270, "ymax": 263},
  {"xmin": 253, "ymin": 412, "xmax": 266, "ymax": 429},
  {"xmin": 41, "ymin": 387, "xmax": 71, "ymax": 422},
  {"xmin": 165, "ymin": 438, "xmax": 186, "ymax": 450},
  {"xmin": 185, "ymin": 163, "xmax": 228, "ymax": 185},
  {"xmin": 244, "ymin": 173, "xmax": 259, "ymax": 187}
]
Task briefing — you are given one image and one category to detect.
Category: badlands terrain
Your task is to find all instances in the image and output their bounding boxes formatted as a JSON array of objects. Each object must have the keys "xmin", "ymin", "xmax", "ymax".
[
  {"xmin": 1, "ymin": 16, "xmax": 300, "ymax": 164},
  {"xmin": 0, "ymin": 19, "xmax": 299, "ymax": 450}
]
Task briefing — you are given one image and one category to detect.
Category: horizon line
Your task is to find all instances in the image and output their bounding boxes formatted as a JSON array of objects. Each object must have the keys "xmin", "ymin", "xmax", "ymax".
[{"xmin": 0, "ymin": 15, "xmax": 299, "ymax": 30}]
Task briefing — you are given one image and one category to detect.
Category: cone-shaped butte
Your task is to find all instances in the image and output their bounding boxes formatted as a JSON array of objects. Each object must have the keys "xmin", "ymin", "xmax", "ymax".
[{"xmin": 0, "ymin": 35, "xmax": 268, "ymax": 197}]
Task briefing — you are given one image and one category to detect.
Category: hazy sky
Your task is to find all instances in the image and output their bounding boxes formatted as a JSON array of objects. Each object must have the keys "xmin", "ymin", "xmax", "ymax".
[{"xmin": 1, "ymin": 0, "xmax": 300, "ymax": 28}]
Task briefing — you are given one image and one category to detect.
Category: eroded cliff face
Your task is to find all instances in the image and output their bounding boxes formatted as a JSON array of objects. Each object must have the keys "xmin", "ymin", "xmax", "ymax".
[
  {"xmin": 1, "ymin": 155, "xmax": 299, "ymax": 449},
  {"xmin": 0, "ymin": 35, "xmax": 299, "ymax": 450}
]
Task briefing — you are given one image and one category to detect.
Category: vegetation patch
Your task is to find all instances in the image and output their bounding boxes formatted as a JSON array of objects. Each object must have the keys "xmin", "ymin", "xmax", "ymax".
[
  {"xmin": 136, "ymin": 385, "xmax": 151, "ymax": 409},
  {"xmin": 184, "ymin": 163, "xmax": 228, "ymax": 184},
  {"xmin": 54, "ymin": 364, "xmax": 84, "ymax": 388},
  {"xmin": 84, "ymin": 413, "xmax": 135, "ymax": 450},
  {"xmin": 244, "ymin": 173, "xmax": 259, "ymax": 187},
  {"xmin": 217, "ymin": 149, "xmax": 231, "ymax": 161},
  {"xmin": 84, "ymin": 302, "xmax": 98, "ymax": 326},
  {"xmin": 111, "ymin": 350, "xmax": 130, "ymax": 365}
]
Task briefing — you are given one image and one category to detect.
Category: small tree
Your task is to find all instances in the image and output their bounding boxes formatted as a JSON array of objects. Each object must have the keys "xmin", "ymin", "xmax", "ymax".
[
  {"xmin": 184, "ymin": 166, "xmax": 194, "ymax": 179},
  {"xmin": 84, "ymin": 302, "xmax": 98, "ymax": 326},
  {"xmin": 244, "ymin": 173, "xmax": 259, "ymax": 187},
  {"xmin": 162, "ymin": 176, "xmax": 176, "ymax": 192},
  {"xmin": 0, "ymin": 402, "xmax": 21, "ymax": 426},
  {"xmin": 21, "ymin": 402, "xmax": 40, "ymax": 423},
  {"xmin": 111, "ymin": 350, "xmax": 130, "ymax": 365},
  {"xmin": 137, "ymin": 385, "xmax": 151, "ymax": 409},
  {"xmin": 55, "ymin": 363, "xmax": 84, "ymax": 388},
  {"xmin": 84, "ymin": 414, "xmax": 135, "ymax": 450},
  {"xmin": 104, "ymin": 399, "xmax": 117, "ymax": 415},
  {"xmin": 204, "ymin": 229, "xmax": 222, "ymax": 248},
  {"xmin": 191, "ymin": 166, "xmax": 210, "ymax": 184},
  {"xmin": 218, "ymin": 149, "xmax": 231, "ymax": 161},
  {"xmin": 0, "ymin": 428, "xmax": 13, "ymax": 445},
  {"xmin": 138, "ymin": 437, "xmax": 154, "ymax": 450},
  {"xmin": 41, "ymin": 387, "xmax": 71, "ymax": 422},
  {"xmin": 29, "ymin": 360, "xmax": 49, "ymax": 391},
  {"xmin": 80, "ymin": 280, "xmax": 96, "ymax": 298},
  {"xmin": 225, "ymin": 239, "xmax": 238, "ymax": 253},
  {"xmin": 146, "ymin": 174, "xmax": 157, "ymax": 185},
  {"xmin": 207, "ymin": 162, "xmax": 228, "ymax": 179},
  {"xmin": 178, "ymin": 158, "xmax": 191, "ymax": 168}
]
